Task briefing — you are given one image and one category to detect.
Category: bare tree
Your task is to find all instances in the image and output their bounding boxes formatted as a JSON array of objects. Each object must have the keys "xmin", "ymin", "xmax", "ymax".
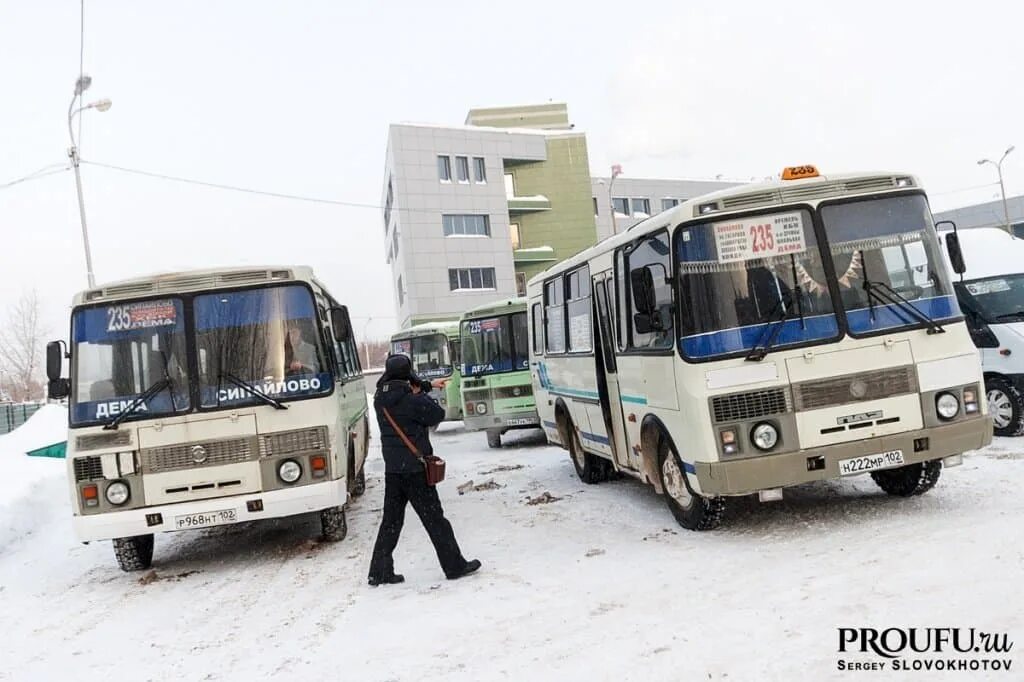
[
  {"xmin": 357, "ymin": 339, "xmax": 391, "ymax": 370},
  {"xmin": 0, "ymin": 290, "xmax": 47, "ymax": 402}
]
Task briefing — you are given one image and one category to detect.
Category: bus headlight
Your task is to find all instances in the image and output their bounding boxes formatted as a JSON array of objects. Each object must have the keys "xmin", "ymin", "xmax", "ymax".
[
  {"xmin": 105, "ymin": 481, "xmax": 130, "ymax": 506},
  {"xmin": 278, "ymin": 459, "xmax": 303, "ymax": 484},
  {"xmin": 751, "ymin": 423, "xmax": 779, "ymax": 451},
  {"xmin": 936, "ymin": 392, "xmax": 960, "ymax": 420},
  {"xmin": 476, "ymin": 402, "xmax": 488, "ymax": 415}
]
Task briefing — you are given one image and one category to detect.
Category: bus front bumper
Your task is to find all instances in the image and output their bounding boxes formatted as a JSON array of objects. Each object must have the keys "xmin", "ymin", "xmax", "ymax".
[
  {"xmin": 72, "ymin": 478, "xmax": 347, "ymax": 543},
  {"xmin": 693, "ymin": 416, "xmax": 993, "ymax": 497},
  {"xmin": 463, "ymin": 411, "xmax": 540, "ymax": 433}
]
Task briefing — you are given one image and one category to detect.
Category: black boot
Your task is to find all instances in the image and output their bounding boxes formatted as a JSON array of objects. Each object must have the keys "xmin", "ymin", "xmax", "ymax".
[
  {"xmin": 368, "ymin": 573, "xmax": 405, "ymax": 587},
  {"xmin": 446, "ymin": 559, "xmax": 482, "ymax": 581}
]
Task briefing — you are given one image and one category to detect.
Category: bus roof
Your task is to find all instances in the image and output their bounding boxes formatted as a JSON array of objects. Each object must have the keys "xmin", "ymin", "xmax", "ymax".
[
  {"xmin": 391, "ymin": 320, "xmax": 460, "ymax": 340},
  {"xmin": 459, "ymin": 296, "xmax": 528, "ymax": 320},
  {"xmin": 72, "ymin": 265, "xmax": 317, "ymax": 305},
  {"xmin": 527, "ymin": 170, "xmax": 921, "ymax": 287}
]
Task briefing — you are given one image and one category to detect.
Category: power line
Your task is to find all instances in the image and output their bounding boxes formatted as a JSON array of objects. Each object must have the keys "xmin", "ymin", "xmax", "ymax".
[
  {"xmin": 929, "ymin": 182, "xmax": 1000, "ymax": 196},
  {"xmin": 0, "ymin": 164, "xmax": 69, "ymax": 191}
]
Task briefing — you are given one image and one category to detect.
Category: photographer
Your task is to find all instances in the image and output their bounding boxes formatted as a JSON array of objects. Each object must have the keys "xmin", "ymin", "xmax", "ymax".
[{"xmin": 367, "ymin": 354, "xmax": 481, "ymax": 586}]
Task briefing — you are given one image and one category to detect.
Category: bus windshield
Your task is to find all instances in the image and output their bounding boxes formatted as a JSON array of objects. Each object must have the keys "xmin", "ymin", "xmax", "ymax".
[
  {"xmin": 70, "ymin": 298, "xmax": 191, "ymax": 426},
  {"xmin": 391, "ymin": 333, "xmax": 453, "ymax": 379},
  {"xmin": 194, "ymin": 285, "xmax": 331, "ymax": 408},
  {"xmin": 461, "ymin": 312, "xmax": 529, "ymax": 376},
  {"xmin": 676, "ymin": 209, "xmax": 839, "ymax": 359},
  {"xmin": 956, "ymin": 274, "xmax": 1024, "ymax": 322},
  {"xmin": 819, "ymin": 194, "xmax": 958, "ymax": 334}
]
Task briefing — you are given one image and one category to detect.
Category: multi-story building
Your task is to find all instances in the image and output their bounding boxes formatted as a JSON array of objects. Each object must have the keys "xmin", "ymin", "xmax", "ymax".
[
  {"xmin": 591, "ymin": 176, "xmax": 738, "ymax": 240},
  {"xmin": 382, "ymin": 103, "xmax": 738, "ymax": 329}
]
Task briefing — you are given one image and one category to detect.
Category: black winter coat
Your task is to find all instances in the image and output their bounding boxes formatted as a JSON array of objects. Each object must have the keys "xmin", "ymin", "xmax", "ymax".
[{"xmin": 374, "ymin": 379, "xmax": 446, "ymax": 473}]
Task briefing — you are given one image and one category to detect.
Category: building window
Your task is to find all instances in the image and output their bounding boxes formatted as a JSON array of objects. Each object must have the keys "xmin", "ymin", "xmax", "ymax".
[
  {"xmin": 662, "ymin": 198, "xmax": 679, "ymax": 211},
  {"xmin": 384, "ymin": 177, "xmax": 393, "ymax": 232},
  {"xmin": 473, "ymin": 157, "xmax": 487, "ymax": 183},
  {"xmin": 504, "ymin": 173, "xmax": 516, "ymax": 198},
  {"xmin": 632, "ymin": 198, "xmax": 650, "ymax": 217},
  {"xmin": 510, "ymin": 223, "xmax": 521, "ymax": 250},
  {"xmin": 593, "ymin": 197, "xmax": 599, "ymax": 216},
  {"xmin": 438, "ymin": 156, "xmax": 452, "ymax": 182},
  {"xmin": 449, "ymin": 267, "xmax": 496, "ymax": 291},
  {"xmin": 516, "ymin": 272, "xmax": 527, "ymax": 297},
  {"xmin": 397, "ymin": 276, "xmax": 404, "ymax": 305},
  {"xmin": 443, "ymin": 214, "xmax": 491, "ymax": 237},
  {"xmin": 456, "ymin": 156, "xmax": 470, "ymax": 183},
  {"xmin": 612, "ymin": 197, "xmax": 629, "ymax": 215}
]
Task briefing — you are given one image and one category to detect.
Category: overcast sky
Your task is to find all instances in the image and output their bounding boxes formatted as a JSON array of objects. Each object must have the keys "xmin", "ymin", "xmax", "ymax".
[{"xmin": 1, "ymin": 1, "xmax": 1021, "ymax": 344}]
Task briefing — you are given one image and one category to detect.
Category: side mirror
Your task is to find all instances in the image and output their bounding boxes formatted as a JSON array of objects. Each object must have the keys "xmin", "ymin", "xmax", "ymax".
[
  {"xmin": 935, "ymin": 220, "xmax": 966, "ymax": 275},
  {"xmin": 46, "ymin": 341, "xmax": 64, "ymax": 381},
  {"xmin": 331, "ymin": 306, "xmax": 353, "ymax": 342},
  {"xmin": 630, "ymin": 267, "xmax": 656, "ymax": 314}
]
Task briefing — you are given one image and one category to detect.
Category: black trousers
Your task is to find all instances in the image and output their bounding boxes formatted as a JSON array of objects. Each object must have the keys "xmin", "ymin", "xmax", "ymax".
[{"xmin": 368, "ymin": 472, "xmax": 467, "ymax": 579}]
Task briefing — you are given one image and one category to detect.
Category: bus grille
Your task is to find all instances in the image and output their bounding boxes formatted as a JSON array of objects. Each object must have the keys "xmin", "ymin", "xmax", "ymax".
[
  {"xmin": 794, "ymin": 366, "xmax": 917, "ymax": 411},
  {"xmin": 259, "ymin": 427, "xmax": 328, "ymax": 457},
  {"xmin": 711, "ymin": 389, "xmax": 789, "ymax": 423},
  {"xmin": 75, "ymin": 430, "xmax": 132, "ymax": 451},
  {"xmin": 141, "ymin": 437, "xmax": 256, "ymax": 473},
  {"xmin": 73, "ymin": 456, "xmax": 104, "ymax": 482}
]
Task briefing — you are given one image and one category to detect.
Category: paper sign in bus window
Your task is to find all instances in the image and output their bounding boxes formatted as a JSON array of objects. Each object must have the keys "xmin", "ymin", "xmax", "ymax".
[
  {"xmin": 713, "ymin": 212, "xmax": 807, "ymax": 263},
  {"xmin": 105, "ymin": 300, "xmax": 178, "ymax": 333}
]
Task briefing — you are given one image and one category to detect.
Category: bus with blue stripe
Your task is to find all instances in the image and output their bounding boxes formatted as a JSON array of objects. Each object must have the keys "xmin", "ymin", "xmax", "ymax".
[
  {"xmin": 46, "ymin": 266, "xmax": 370, "ymax": 570},
  {"xmin": 459, "ymin": 297, "xmax": 539, "ymax": 448},
  {"xmin": 527, "ymin": 167, "xmax": 992, "ymax": 530}
]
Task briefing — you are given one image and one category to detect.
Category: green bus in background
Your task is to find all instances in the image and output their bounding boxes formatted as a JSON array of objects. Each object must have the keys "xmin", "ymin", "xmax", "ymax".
[
  {"xmin": 459, "ymin": 297, "xmax": 539, "ymax": 448},
  {"xmin": 390, "ymin": 321, "xmax": 463, "ymax": 424}
]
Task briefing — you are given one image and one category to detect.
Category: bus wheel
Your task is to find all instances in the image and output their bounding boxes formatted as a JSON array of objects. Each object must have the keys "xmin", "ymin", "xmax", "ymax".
[
  {"xmin": 658, "ymin": 440, "xmax": 724, "ymax": 531},
  {"xmin": 569, "ymin": 427, "xmax": 605, "ymax": 484},
  {"xmin": 320, "ymin": 506, "xmax": 348, "ymax": 542},
  {"xmin": 112, "ymin": 534, "xmax": 154, "ymax": 572},
  {"xmin": 870, "ymin": 460, "xmax": 942, "ymax": 497},
  {"xmin": 986, "ymin": 377, "xmax": 1024, "ymax": 437},
  {"xmin": 486, "ymin": 429, "xmax": 502, "ymax": 449}
]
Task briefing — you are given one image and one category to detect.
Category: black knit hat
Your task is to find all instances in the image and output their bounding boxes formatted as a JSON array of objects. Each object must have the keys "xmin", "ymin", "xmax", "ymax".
[{"xmin": 383, "ymin": 354, "xmax": 413, "ymax": 381}]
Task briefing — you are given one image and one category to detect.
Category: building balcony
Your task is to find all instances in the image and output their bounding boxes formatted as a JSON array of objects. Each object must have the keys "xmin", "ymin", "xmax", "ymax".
[
  {"xmin": 507, "ymin": 194, "xmax": 552, "ymax": 214},
  {"xmin": 513, "ymin": 245, "xmax": 558, "ymax": 264}
]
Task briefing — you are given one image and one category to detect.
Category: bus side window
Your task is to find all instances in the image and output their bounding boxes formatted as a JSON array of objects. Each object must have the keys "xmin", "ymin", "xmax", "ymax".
[
  {"xmin": 545, "ymin": 277, "xmax": 566, "ymax": 354},
  {"xmin": 626, "ymin": 231, "xmax": 674, "ymax": 350},
  {"xmin": 614, "ymin": 250, "xmax": 628, "ymax": 350}
]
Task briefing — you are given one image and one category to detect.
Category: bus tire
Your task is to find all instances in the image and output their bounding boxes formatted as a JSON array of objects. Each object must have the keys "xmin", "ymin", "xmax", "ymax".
[
  {"xmin": 870, "ymin": 460, "xmax": 942, "ymax": 497},
  {"xmin": 658, "ymin": 440, "xmax": 724, "ymax": 531},
  {"xmin": 352, "ymin": 466, "xmax": 366, "ymax": 497},
  {"xmin": 113, "ymin": 534, "xmax": 154, "ymax": 572},
  {"xmin": 320, "ymin": 506, "xmax": 348, "ymax": 542},
  {"xmin": 568, "ymin": 426, "xmax": 606, "ymax": 484},
  {"xmin": 986, "ymin": 376, "xmax": 1024, "ymax": 437},
  {"xmin": 486, "ymin": 429, "xmax": 502, "ymax": 449}
]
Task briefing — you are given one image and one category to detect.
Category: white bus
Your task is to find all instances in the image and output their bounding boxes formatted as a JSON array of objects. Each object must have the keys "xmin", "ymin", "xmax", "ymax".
[
  {"xmin": 528, "ymin": 167, "xmax": 992, "ymax": 530},
  {"xmin": 46, "ymin": 266, "xmax": 370, "ymax": 570}
]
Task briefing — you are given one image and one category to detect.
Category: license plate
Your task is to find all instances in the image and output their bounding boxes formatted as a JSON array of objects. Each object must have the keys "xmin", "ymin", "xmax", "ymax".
[
  {"xmin": 838, "ymin": 450, "xmax": 905, "ymax": 476},
  {"xmin": 506, "ymin": 417, "xmax": 538, "ymax": 427},
  {"xmin": 174, "ymin": 509, "xmax": 238, "ymax": 530}
]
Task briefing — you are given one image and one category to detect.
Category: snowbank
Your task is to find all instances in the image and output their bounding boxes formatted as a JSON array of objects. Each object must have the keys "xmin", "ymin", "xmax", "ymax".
[{"xmin": 0, "ymin": 405, "xmax": 69, "ymax": 549}]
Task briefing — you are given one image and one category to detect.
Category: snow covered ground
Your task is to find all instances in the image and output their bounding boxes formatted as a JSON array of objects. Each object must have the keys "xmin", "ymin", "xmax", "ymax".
[{"xmin": 1, "ymin": 410, "xmax": 1022, "ymax": 681}]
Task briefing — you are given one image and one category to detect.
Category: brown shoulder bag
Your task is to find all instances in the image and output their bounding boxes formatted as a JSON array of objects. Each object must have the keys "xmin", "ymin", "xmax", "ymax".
[{"xmin": 381, "ymin": 408, "xmax": 446, "ymax": 486}]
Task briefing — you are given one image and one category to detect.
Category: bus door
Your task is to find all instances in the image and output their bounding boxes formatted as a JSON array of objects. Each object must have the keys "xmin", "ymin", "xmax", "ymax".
[{"xmin": 593, "ymin": 275, "xmax": 633, "ymax": 471}]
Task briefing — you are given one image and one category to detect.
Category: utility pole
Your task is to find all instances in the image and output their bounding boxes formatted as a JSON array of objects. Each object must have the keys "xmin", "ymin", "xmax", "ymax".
[
  {"xmin": 978, "ymin": 145, "xmax": 1016, "ymax": 235},
  {"xmin": 67, "ymin": 75, "xmax": 112, "ymax": 288}
]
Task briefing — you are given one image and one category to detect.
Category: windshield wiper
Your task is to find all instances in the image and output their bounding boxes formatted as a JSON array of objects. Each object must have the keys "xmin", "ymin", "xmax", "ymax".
[
  {"xmin": 102, "ymin": 377, "xmax": 172, "ymax": 430},
  {"xmin": 862, "ymin": 279, "xmax": 945, "ymax": 334},
  {"xmin": 994, "ymin": 312, "xmax": 1024, "ymax": 322},
  {"xmin": 746, "ymin": 287, "xmax": 802, "ymax": 362},
  {"xmin": 219, "ymin": 371, "xmax": 288, "ymax": 410}
]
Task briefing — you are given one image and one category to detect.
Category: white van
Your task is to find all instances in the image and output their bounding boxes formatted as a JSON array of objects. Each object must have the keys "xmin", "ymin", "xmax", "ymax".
[{"xmin": 939, "ymin": 227, "xmax": 1024, "ymax": 436}]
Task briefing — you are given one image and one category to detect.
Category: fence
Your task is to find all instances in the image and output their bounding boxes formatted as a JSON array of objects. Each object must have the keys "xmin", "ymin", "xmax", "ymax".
[{"xmin": 1, "ymin": 402, "xmax": 43, "ymax": 435}]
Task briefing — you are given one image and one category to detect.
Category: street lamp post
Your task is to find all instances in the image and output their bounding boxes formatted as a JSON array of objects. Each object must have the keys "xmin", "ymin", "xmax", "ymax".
[
  {"xmin": 362, "ymin": 317, "xmax": 374, "ymax": 368},
  {"xmin": 67, "ymin": 75, "xmax": 112, "ymax": 288},
  {"xmin": 609, "ymin": 164, "xmax": 623, "ymax": 235},
  {"xmin": 978, "ymin": 145, "xmax": 1016, "ymax": 235}
]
